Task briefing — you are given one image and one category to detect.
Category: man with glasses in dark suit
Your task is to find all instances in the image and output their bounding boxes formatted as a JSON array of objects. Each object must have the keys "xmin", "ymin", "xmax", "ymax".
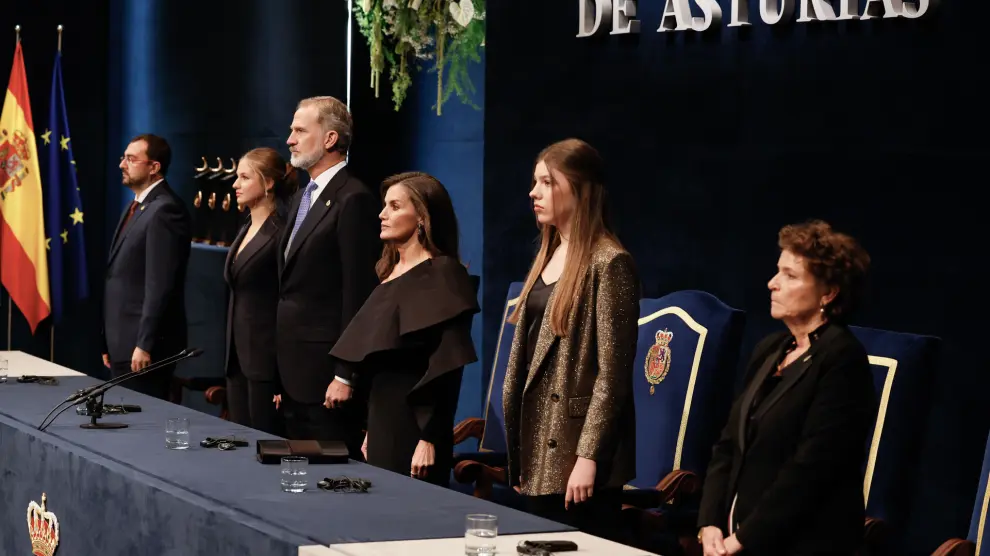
[{"xmin": 102, "ymin": 134, "xmax": 191, "ymax": 399}]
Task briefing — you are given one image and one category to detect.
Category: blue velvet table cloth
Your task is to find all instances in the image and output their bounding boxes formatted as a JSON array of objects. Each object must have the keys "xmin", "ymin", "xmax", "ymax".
[{"xmin": 0, "ymin": 376, "xmax": 571, "ymax": 555}]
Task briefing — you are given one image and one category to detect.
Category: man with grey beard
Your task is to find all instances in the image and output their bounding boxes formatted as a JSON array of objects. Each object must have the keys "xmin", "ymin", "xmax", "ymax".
[{"xmin": 274, "ymin": 96, "xmax": 380, "ymax": 458}]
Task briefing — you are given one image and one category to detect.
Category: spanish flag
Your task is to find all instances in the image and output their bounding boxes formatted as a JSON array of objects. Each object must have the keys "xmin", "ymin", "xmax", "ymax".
[{"xmin": 0, "ymin": 40, "xmax": 50, "ymax": 333}]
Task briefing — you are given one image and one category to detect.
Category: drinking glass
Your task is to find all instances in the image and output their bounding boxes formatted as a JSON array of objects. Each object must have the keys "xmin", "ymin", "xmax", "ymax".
[
  {"xmin": 165, "ymin": 417, "xmax": 190, "ymax": 449},
  {"xmin": 464, "ymin": 514, "xmax": 497, "ymax": 555},
  {"xmin": 281, "ymin": 456, "xmax": 309, "ymax": 493},
  {"xmin": 0, "ymin": 357, "xmax": 8, "ymax": 383}
]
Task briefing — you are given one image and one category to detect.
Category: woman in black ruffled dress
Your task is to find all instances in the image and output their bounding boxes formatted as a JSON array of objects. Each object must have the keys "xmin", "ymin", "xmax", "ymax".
[{"xmin": 330, "ymin": 172, "xmax": 479, "ymax": 486}]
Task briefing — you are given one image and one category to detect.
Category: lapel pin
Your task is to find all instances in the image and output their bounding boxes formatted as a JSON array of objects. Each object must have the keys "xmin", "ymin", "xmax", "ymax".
[
  {"xmin": 140, "ymin": 205, "xmax": 146, "ymax": 211},
  {"xmin": 803, "ymin": 355, "xmax": 811, "ymax": 362},
  {"xmin": 325, "ymin": 200, "xmax": 332, "ymax": 207}
]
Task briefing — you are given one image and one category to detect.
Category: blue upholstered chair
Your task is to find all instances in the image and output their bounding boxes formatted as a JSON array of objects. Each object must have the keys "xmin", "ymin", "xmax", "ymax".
[
  {"xmin": 849, "ymin": 326, "xmax": 942, "ymax": 551},
  {"xmin": 451, "ymin": 282, "xmax": 523, "ymax": 501},
  {"xmin": 621, "ymin": 292, "xmax": 745, "ymax": 551},
  {"xmin": 932, "ymin": 432, "xmax": 990, "ymax": 556},
  {"xmin": 627, "ymin": 291, "xmax": 746, "ymax": 494}
]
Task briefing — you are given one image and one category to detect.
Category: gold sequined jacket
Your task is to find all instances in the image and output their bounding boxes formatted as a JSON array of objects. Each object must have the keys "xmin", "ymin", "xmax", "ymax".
[{"xmin": 502, "ymin": 242, "xmax": 639, "ymax": 496}]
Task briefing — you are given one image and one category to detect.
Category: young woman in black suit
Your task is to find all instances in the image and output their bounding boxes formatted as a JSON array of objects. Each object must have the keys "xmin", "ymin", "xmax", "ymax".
[
  {"xmin": 223, "ymin": 147, "xmax": 297, "ymax": 434},
  {"xmin": 698, "ymin": 220, "xmax": 875, "ymax": 556}
]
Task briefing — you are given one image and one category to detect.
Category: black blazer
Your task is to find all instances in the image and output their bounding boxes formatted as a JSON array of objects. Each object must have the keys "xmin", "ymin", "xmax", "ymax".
[
  {"xmin": 276, "ymin": 166, "xmax": 381, "ymax": 404},
  {"xmin": 698, "ymin": 323, "xmax": 876, "ymax": 555},
  {"xmin": 103, "ymin": 181, "xmax": 192, "ymax": 362},
  {"xmin": 224, "ymin": 212, "xmax": 281, "ymax": 382}
]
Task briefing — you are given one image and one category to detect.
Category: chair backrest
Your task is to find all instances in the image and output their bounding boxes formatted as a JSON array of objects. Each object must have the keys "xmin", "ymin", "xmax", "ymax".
[
  {"xmin": 629, "ymin": 290, "xmax": 746, "ymax": 489},
  {"xmin": 478, "ymin": 282, "xmax": 525, "ymax": 453},
  {"xmin": 968, "ymin": 432, "xmax": 990, "ymax": 554},
  {"xmin": 849, "ymin": 326, "xmax": 941, "ymax": 527}
]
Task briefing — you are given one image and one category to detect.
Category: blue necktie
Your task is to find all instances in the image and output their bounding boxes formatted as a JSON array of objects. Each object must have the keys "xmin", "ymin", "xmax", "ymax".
[{"xmin": 286, "ymin": 180, "xmax": 318, "ymax": 256}]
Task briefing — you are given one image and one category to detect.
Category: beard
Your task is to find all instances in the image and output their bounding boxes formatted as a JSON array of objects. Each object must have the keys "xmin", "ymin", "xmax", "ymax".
[{"xmin": 290, "ymin": 148, "xmax": 323, "ymax": 170}]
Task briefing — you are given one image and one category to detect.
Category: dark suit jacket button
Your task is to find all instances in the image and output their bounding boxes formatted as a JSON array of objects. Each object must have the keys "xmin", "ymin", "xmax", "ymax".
[
  {"xmin": 551, "ymin": 393, "xmax": 560, "ymax": 402},
  {"xmin": 547, "ymin": 439, "xmax": 557, "ymax": 449}
]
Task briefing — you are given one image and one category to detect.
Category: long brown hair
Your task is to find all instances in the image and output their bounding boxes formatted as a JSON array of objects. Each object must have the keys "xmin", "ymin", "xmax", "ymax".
[
  {"xmin": 509, "ymin": 138, "xmax": 621, "ymax": 336},
  {"xmin": 375, "ymin": 172, "xmax": 461, "ymax": 281}
]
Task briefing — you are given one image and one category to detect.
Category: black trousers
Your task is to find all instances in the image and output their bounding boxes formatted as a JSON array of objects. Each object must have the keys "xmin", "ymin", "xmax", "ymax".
[
  {"xmin": 226, "ymin": 370, "xmax": 282, "ymax": 436},
  {"xmin": 280, "ymin": 395, "xmax": 364, "ymax": 460},
  {"xmin": 110, "ymin": 361, "xmax": 174, "ymax": 400},
  {"xmin": 525, "ymin": 488, "xmax": 625, "ymax": 544}
]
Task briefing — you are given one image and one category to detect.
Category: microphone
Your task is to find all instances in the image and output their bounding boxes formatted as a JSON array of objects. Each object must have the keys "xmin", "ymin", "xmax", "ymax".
[
  {"xmin": 61, "ymin": 349, "xmax": 194, "ymax": 404},
  {"xmin": 38, "ymin": 348, "xmax": 204, "ymax": 432},
  {"xmin": 80, "ymin": 348, "xmax": 203, "ymax": 405}
]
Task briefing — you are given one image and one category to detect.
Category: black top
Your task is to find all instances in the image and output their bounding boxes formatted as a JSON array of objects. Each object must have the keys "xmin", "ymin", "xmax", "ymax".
[
  {"xmin": 329, "ymin": 256, "xmax": 481, "ymax": 415},
  {"xmin": 698, "ymin": 323, "xmax": 876, "ymax": 555},
  {"xmin": 223, "ymin": 212, "xmax": 282, "ymax": 381},
  {"xmin": 525, "ymin": 276, "xmax": 555, "ymax": 367}
]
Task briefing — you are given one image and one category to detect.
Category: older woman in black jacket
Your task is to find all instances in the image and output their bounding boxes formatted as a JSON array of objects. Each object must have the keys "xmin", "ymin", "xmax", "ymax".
[{"xmin": 698, "ymin": 220, "xmax": 876, "ymax": 556}]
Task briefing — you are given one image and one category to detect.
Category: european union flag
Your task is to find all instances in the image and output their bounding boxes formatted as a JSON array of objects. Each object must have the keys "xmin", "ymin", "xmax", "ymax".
[{"xmin": 42, "ymin": 50, "xmax": 88, "ymax": 323}]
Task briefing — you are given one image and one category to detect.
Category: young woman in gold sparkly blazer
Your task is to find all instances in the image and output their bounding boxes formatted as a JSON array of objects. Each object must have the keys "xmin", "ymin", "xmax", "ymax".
[{"xmin": 502, "ymin": 138, "xmax": 639, "ymax": 541}]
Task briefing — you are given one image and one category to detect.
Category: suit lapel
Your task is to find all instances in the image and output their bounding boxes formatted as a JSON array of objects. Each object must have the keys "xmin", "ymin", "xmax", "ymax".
[
  {"xmin": 232, "ymin": 216, "xmax": 277, "ymax": 279},
  {"xmin": 109, "ymin": 181, "xmax": 171, "ymax": 264},
  {"xmin": 750, "ymin": 351, "xmax": 815, "ymax": 423},
  {"xmin": 738, "ymin": 325, "xmax": 843, "ymax": 453},
  {"xmin": 278, "ymin": 192, "xmax": 302, "ymax": 277},
  {"xmin": 283, "ymin": 167, "xmax": 349, "ymax": 266},
  {"xmin": 522, "ymin": 284, "xmax": 560, "ymax": 395},
  {"xmin": 109, "ymin": 204, "xmax": 131, "ymax": 261},
  {"xmin": 736, "ymin": 346, "xmax": 780, "ymax": 453},
  {"xmin": 225, "ymin": 223, "xmax": 250, "ymax": 284}
]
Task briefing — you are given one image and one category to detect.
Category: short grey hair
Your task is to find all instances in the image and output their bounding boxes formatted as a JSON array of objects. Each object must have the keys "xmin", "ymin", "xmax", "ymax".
[{"xmin": 298, "ymin": 96, "xmax": 353, "ymax": 154}]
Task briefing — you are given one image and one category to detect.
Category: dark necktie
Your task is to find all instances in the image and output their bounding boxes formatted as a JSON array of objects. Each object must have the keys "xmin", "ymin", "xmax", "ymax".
[{"xmin": 120, "ymin": 200, "xmax": 139, "ymax": 232}]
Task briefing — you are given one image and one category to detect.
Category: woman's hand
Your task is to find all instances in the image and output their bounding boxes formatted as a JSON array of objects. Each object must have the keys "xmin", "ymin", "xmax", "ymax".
[
  {"xmin": 273, "ymin": 394, "xmax": 281, "ymax": 410},
  {"xmin": 410, "ymin": 440, "xmax": 435, "ymax": 479},
  {"xmin": 565, "ymin": 457, "xmax": 596, "ymax": 509},
  {"xmin": 700, "ymin": 526, "xmax": 727, "ymax": 556},
  {"xmin": 361, "ymin": 433, "xmax": 368, "ymax": 461},
  {"xmin": 724, "ymin": 534, "xmax": 743, "ymax": 555}
]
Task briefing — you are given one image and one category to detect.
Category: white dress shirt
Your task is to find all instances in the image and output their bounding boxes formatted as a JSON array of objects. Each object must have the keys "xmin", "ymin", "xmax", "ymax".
[
  {"xmin": 307, "ymin": 160, "xmax": 347, "ymax": 208},
  {"xmin": 136, "ymin": 178, "xmax": 164, "ymax": 203}
]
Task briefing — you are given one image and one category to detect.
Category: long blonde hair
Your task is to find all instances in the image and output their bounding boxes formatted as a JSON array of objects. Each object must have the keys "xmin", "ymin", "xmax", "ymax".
[{"xmin": 509, "ymin": 138, "xmax": 620, "ymax": 336}]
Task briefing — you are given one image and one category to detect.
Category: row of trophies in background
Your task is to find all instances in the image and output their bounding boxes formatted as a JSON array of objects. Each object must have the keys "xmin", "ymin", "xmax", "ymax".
[{"xmin": 191, "ymin": 157, "xmax": 244, "ymax": 246}]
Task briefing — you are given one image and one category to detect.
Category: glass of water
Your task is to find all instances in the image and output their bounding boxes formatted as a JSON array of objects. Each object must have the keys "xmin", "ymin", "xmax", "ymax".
[
  {"xmin": 165, "ymin": 417, "xmax": 190, "ymax": 450},
  {"xmin": 0, "ymin": 357, "xmax": 8, "ymax": 383},
  {"xmin": 281, "ymin": 456, "xmax": 309, "ymax": 493},
  {"xmin": 465, "ymin": 514, "xmax": 497, "ymax": 555}
]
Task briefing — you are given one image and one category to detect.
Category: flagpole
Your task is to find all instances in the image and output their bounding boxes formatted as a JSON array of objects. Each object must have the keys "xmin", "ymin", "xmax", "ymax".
[
  {"xmin": 8, "ymin": 26, "xmax": 19, "ymax": 351},
  {"xmin": 10, "ymin": 24, "xmax": 19, "ymax": 351},
  {"xmin": 49, "ymin": 24, "xmax": 62, "ymax": 363}
]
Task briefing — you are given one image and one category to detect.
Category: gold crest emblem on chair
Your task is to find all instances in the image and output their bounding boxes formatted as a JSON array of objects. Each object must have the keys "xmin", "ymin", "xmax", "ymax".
[
  {"xmin": 26, "ymin": 492, "xmax": 59, "ymax": 556},
  {"xmin": 644, "ymin": 329, "xmax": 673, "ymax": 395}
]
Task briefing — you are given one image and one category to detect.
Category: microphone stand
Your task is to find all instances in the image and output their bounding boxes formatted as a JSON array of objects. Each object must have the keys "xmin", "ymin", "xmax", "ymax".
[
  {"xmin": 37, "ymin": 350, "xmax": 191, "ymax": 432},
  {"xmin": 37, "ymin": 348, "xmax": 203, "ymax": 432}
]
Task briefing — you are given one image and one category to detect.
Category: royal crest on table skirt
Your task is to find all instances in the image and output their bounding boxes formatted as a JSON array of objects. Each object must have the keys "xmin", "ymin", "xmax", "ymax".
[
  {"xmin": 644, "ymin": 329, "xmax": 673, "ymax": 395},
  {"xmin": 26, "ymin": 492, "xmax": 59, "ymax": 556}
]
